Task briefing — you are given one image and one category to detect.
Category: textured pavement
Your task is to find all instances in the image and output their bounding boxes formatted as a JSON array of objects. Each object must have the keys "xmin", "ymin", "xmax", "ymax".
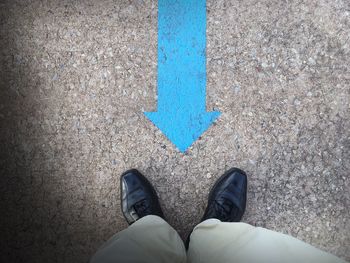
[{"xmin": 0, "ymin": 0, "xmax": 349, "ymax": 262}]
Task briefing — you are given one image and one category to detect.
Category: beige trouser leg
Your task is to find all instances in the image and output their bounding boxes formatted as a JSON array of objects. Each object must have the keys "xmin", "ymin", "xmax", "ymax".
[
  {"xmin": 188, "ymin": 219, "xmax": 347, "ymax": 263},
  {"xmin": 90, "ymin": 215, "xmax": 186, "ymax": 263}
]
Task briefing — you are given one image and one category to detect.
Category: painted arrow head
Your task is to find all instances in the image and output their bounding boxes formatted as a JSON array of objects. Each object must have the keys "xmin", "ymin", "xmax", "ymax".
[{"xmin": 144, "ymin": 111, "xmax": 220, "ymax": 152}]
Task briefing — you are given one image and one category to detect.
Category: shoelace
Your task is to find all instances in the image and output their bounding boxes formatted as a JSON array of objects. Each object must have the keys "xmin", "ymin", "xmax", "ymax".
[
  {"xmin": 209, "ymin": 199, "xmax": 236, "ymax": 221},
  {"xmin": 133, "ymin": 199, "xmax": 151, "ymax": 217}
]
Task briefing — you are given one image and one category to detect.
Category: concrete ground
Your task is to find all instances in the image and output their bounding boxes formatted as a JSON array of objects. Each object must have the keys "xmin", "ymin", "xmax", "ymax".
[{"xmin": 0, "ymin": 0, "xmax": 349, "ymax": 262}]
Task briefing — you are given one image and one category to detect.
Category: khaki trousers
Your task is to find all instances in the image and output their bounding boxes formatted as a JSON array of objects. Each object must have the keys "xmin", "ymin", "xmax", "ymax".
[{"xmin": 91, "ymin": 215, "xmax": 346, "ymax": 263}]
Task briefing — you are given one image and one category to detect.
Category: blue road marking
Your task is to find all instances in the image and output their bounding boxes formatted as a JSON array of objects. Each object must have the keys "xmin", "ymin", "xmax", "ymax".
[{"xmin": 144, "ymin": 0, "xmax": 221, "ymax": 152}]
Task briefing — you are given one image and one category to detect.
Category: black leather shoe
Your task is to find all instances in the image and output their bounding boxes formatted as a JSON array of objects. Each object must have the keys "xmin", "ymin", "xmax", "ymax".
[
  {"xmin": 120, "ymin": 169, "xmax": 164, "ymax": 224},
  {"xmin": 201, "ymin": 168, "xmax": 247, "ymax": 222}
]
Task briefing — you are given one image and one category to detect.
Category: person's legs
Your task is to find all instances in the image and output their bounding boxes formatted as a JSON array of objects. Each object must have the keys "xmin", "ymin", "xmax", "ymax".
[
  {"xmin": 187, "ymin": 220, "xmax": 346, "ymax": 263},
  {"xmin": 91, "ymin": 215, "xmax": 186, "ymax": 263},
  {"xmin": 187, "ymin": 168, "xmax": 346, "ymax": 263},
  {"xmin": 90, "ymin": 169, "xmax": 186, "ymax": 263}
]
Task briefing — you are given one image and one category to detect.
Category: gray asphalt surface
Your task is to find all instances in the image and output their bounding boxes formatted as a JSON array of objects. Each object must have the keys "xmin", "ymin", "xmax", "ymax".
[{"xmin": 0, "ymin": 0, "xmax": 349, "ymax": 262}]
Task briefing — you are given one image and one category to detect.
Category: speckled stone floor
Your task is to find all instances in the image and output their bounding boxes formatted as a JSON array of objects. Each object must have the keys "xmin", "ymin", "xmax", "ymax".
[{"xmin": 0, "ymin": 0, "xmax": 349, "ymax": 262}]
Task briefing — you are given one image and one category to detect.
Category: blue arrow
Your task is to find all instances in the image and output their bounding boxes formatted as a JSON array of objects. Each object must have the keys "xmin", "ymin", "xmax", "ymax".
[{"xmin": 144, "ymin": 0, "xmax": 221, "ymax": 152}]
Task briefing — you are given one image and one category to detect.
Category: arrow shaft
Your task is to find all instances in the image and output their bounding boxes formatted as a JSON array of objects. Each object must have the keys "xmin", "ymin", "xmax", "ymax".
[{"xmin": 157, "ymin": 0, "xmax": 207, "ymax": 113}]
